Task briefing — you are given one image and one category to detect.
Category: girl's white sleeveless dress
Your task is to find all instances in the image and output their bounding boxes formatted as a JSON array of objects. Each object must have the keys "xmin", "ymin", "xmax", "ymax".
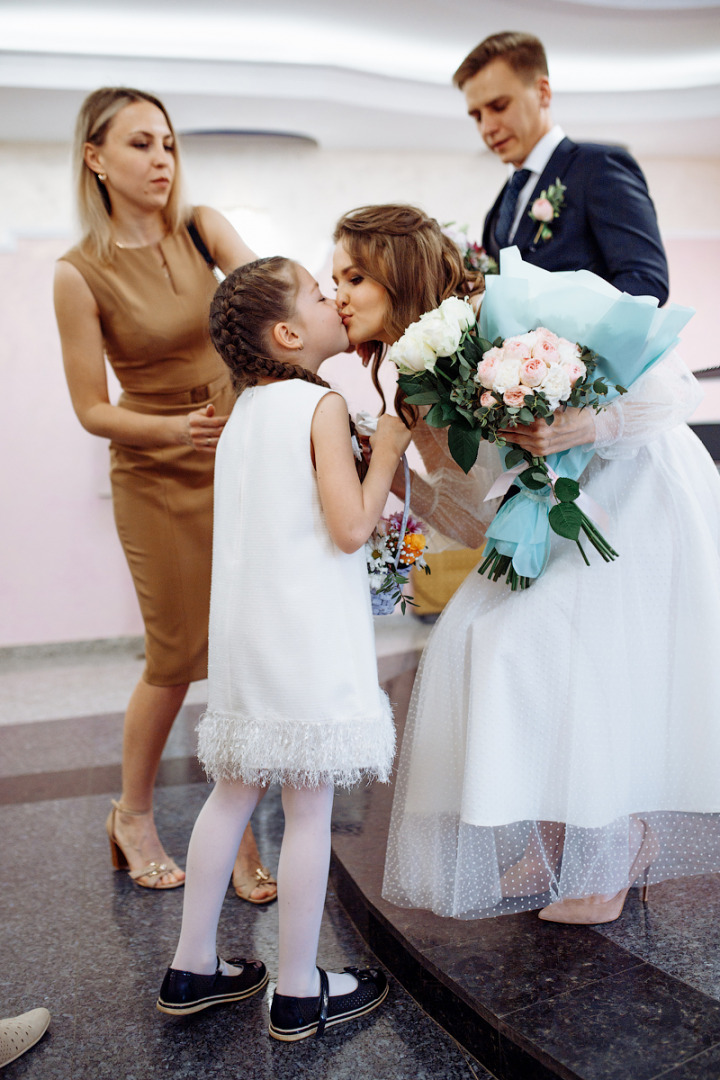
[{"xmin": 197, "ymin": 379, "xmax": 394, "ymax": 788}]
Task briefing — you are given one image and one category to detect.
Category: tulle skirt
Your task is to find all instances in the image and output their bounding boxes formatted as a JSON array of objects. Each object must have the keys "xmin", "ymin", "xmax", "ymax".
[{"xmin": 382, "ymin": 425, "xmax": 720, "ymax": 918}]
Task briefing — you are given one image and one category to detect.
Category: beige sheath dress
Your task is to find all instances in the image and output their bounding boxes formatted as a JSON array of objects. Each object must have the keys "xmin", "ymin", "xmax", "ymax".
[{"xmin": 60, "ymin": 223, "xmax": 235, "ymax": 685}]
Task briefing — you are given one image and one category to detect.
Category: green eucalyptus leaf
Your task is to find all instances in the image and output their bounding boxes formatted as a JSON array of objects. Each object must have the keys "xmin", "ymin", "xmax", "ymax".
[{"xmin": 518, "ymin": 408, "xmax": 535, "ymax": 424}]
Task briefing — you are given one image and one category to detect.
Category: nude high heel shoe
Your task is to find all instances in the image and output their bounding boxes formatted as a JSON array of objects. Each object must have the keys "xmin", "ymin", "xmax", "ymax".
[
  {"xmin": 538, "ymin": 820, "xmax": 659, "ymax": 925},
  {"xmin": 106, "ymin": 800, "xmax": 184, "ymax": 890},
  {"xmin": 232, "ymin": 864, "xmax": 278, "ymax": 905}
]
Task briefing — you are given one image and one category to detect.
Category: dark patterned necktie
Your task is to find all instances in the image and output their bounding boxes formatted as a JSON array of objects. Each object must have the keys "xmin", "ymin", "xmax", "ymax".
[{"xmin": 494, "ymin": 168, "xmax": 531, "ymax": 249}]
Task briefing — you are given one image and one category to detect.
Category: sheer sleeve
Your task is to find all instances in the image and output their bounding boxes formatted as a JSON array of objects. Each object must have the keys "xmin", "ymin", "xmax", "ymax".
[
  {"xmin": 592, "ymin": 351, "xmax": 702, "ymax": 460},
  {"xmin": 406, "ymin": 422, "xmax": 502, "ymax": 550}
]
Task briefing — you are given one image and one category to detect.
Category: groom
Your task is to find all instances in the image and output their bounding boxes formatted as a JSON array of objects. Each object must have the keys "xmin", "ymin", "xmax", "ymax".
[{"xmin": 454, "ymin": 32, "xmax": 669, "ymax": 304}]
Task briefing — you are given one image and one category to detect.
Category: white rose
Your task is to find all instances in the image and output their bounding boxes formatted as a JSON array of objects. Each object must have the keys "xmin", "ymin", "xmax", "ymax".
[
  {"xmin": 540, "ymin": 363, "xmax": 572, "ymax": 406},
  {"xmin": 492, "ymin": 356, "xmax": 522, "ymax": 395},
  {"xmin": 418, "ymin": 309, "xmax": 461, "ymax": 357},
  {"xmin": 387, "ymin": 322, "xmax": 437, "ymax": 374},
  {"xmin": 557, "ymin": 338, "xmax": 581, "ymax": 364},
  {"xmin": 419, "ymin": 298, "xmax": 474, "ymax": 357},
  {"xmin": 439, "ymin": 295, "xmax": 476, "ymax": 332}
]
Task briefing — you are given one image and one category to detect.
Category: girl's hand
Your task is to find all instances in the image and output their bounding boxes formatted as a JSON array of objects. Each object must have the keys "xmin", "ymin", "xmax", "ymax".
[
  {"xmin": 184, "ymin": 403, "xmax": 229, "ymax": 452},
  {"xmin": 499, "ymin": 407, "xmax": 596, "ymax": 457},
  {"xmin": 370, "ymin": 414, "xmax": 412, "ymax": 459}
]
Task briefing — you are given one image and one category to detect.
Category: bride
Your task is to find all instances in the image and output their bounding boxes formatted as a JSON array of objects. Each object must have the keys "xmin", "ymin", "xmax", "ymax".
[{"xmin": 332, "ymin": 203, "xmax": 720, "ymax": 924}]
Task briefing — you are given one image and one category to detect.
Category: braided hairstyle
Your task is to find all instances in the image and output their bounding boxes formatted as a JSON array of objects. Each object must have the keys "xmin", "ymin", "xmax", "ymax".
[
  {"xmin": 209, "ymin": 256, "xmax": 331, "ymax": 395},
  {"xmin": 333, "ymin": 204, "xmax": 484, "ymax": 425}
]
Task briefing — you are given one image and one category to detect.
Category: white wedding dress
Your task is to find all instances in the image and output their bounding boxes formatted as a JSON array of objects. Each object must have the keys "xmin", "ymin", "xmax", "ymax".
[{"xmin": 383, "ymin": 352, "xmax": 720, "ymax": 918}]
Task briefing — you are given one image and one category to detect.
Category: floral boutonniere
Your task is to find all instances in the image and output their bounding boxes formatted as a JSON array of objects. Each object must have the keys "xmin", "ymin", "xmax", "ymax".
[{"xmin": 529, "ymin": 178, "xmax": 566, "ymax": 244}]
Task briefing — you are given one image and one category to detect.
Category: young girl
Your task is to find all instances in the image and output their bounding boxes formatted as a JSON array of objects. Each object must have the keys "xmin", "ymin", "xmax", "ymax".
[{"xmin": 157, "ymin": 256, "xmax": 411, "ymax": 1040}]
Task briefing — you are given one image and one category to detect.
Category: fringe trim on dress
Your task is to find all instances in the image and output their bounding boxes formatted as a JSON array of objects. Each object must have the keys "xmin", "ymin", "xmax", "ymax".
[{"xmin": 197, "ymin": 695, "xmax": 395, "ymax": 789}]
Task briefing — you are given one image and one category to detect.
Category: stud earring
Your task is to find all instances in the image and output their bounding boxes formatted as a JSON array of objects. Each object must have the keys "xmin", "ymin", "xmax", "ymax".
[{"xmin": 97, "ymin": 173, "xmax": 107, "ymax": 183}]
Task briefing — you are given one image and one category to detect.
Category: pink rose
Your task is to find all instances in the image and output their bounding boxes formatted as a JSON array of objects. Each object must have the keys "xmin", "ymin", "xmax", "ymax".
[
  {"xmin": 480, "ymin": 391, "xmax": 499, "ymax": 408},
  {"xmin": 531, "ymin": 198, "xmax": 554, "ymax": 223},
  {"xmin": 534, "ymin": 327, "xmax": 560, "ymax": 347},
  {"xmin": 519, "ymin": 356, "xmax": 548, "ymax": 387},
  {"xmin": 503, "ymin": 340, "xmax": 531, "ymax": 363},
  {"xmin": 531, "ymin": 338, "xmax": 560, "ymax": 364},
  {"xmin": 565, "ymin": 359, "xmax": 587, "ymax": 386},
  {"xmin": 503, "ymin": 386, "xmax": 529, "ymax": 408},
  {"xmin": 475, "ymin": 347, "xmax": 502, "ymax": 389}
]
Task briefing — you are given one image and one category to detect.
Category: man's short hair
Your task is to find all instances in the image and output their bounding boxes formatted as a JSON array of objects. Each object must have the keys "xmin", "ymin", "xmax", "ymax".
[{"xmin": 453, "ymin": 31, "xmax": 548, "ymax": 89}]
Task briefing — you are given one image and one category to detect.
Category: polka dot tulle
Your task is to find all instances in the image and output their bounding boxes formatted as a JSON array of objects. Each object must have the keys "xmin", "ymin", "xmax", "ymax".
[{"xmin": 383, "ymin": 376, "xmax": 720, "ymax": 918}]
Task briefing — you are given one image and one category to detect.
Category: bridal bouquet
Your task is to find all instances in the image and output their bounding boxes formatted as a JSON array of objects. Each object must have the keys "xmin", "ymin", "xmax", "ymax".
[
  {"xmin": 387, "ymin": 248, "xmax": 694, "ymax": 588},
  {"xmin": 388, "ymin": 302, "xmax": 621, "ymax": 586},
  {"xmin": 367, "ymin": 512, "xmax": 429, "ymax": 614}
]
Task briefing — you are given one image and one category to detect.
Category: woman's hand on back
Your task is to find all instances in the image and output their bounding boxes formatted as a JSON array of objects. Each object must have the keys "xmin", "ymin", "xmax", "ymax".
[{"xmin": 184, "ymin": 403, "xmax": 229, "ymax": 453}]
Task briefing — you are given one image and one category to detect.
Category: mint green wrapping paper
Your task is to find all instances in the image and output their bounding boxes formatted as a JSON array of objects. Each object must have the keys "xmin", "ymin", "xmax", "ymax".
[{"xmin": 478, "ymin": 249, "xmax": 694, "ymax": 581}]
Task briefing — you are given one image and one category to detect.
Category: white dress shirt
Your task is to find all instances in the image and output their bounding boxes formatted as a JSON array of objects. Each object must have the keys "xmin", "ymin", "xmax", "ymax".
[{"xmin": 508, "ymin": 125, "xmax": 566, "ymax": 242}]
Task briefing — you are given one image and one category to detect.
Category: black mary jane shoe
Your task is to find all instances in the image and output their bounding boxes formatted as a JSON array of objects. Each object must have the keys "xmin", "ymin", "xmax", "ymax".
[
  {"xmin": 268, "ymin": 966, "xmax": 388, "ymax": 1042},
  {"xmin": 157, "ymin": 956, "xmax": 268, "ymax": 1016}
]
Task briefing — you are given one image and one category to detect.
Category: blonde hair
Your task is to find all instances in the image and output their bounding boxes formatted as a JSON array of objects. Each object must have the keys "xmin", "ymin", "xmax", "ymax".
[
  {"xmin": 73, "ymin": 87, "xmax": 189, "ymax": 262},
  {"xmin": 333, "ymin": 203, "xmax": 483, "ymax": 422},
  {"xmin": 209, "ymin": 257, "xmax": 330, "ymax": 395}
]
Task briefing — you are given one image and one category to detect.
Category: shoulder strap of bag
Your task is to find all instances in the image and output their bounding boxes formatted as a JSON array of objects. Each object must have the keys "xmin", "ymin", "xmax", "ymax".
[{"xmin": 187, "ymin": 218, "xmax": 225, "ymax": 282}]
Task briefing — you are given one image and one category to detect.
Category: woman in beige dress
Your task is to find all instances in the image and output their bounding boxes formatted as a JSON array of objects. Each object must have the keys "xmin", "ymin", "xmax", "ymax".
[{"xmin": 54, "ymin": 87, "xmax": 276, "ymax": 898}]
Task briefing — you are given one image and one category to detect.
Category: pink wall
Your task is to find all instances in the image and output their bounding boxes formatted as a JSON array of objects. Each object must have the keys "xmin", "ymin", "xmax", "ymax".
[
  {"xmin": 665, "ymin": 235, "xmax": 720, "ymax": 421},
  {"xmin": 0, "ymin": 237, "xmax": 143, "ymax": 647},
  {"xmin": 1, "ymin": 233, "xmax": 718, "ymax": 649}
]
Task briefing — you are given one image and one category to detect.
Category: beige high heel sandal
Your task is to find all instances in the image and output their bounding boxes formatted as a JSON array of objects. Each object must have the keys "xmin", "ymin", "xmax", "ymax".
[
  {"xmin": 232, "ymin": 864, "xmax": 278, "ymax": 905},
  {"xmin": 106, "ymin": 799, "xmax": 184, "ymax": 890},
  {"xmin": 538, "ymin": 820, "xmax": 659, "ymax": 925}
]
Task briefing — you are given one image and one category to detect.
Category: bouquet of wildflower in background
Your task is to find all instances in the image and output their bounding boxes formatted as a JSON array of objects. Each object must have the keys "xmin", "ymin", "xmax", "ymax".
[
  {"xmin": 442, "ymin": 223, "xmax": 498, "ymax": 276},
  {"xmin": 388, "ymin": 301, "xmax": 622, "ymax": 587},
  {"xmin": 367, "ymin": 512, "xmax": 429, "ymax": 614}
]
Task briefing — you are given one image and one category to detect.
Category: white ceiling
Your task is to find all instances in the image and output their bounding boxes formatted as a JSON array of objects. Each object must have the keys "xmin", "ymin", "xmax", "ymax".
[{"xmin": 1, "ymin": 0, "xmax": 719, "ymax": 156}]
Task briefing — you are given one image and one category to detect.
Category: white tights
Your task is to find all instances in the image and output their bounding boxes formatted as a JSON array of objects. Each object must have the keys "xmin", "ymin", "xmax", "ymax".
[{"xmin": 171, "ymin": 779, "xmax": 356, "ymax": 998}]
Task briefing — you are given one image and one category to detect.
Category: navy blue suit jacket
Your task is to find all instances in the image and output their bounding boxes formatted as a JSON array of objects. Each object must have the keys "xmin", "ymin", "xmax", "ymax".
[{"xmin": 483, "ymin": 137, "xmax": 669, "ymax": 305}]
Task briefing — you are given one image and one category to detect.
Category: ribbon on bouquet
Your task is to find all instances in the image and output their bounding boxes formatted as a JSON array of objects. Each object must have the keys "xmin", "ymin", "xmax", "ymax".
[
  {"xmin": 484, "ymin": 462, "xmax": 610, "ymax": 532},
  {"xmin": 482, "ymin": 442, "xmax": 607, "ymax": 579}
]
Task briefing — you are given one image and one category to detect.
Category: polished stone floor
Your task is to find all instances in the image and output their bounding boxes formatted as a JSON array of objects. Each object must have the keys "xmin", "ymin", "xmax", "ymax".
[
  {"xmin": 3, "ymin": 632, "xmax": 720, "ymax": 1079},
  {"xmin": 0, "ymin": 629, "xmax": 490, "ymax": 1080}
]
